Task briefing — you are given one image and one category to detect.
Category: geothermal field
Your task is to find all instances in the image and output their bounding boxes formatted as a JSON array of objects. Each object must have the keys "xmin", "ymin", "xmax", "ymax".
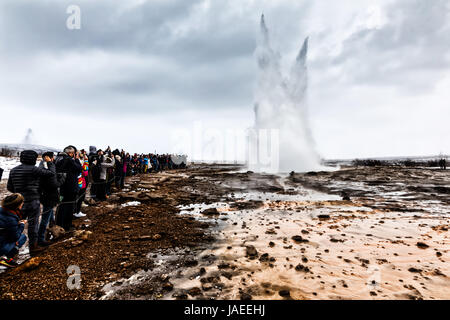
[{"xmin": 0, "ymin": 161, "xmax": 448, "ymax": 300}]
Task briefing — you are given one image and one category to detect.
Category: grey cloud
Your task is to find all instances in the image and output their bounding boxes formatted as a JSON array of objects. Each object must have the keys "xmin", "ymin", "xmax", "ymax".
[{"xmin": 332, "ymin": 0, "xmax": 450, "ymax": 93}]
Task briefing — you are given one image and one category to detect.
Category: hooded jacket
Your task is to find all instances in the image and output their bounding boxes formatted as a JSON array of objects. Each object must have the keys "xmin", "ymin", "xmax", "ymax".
[
  {"xmin": 7, "ymin": 150, "xmax": 55, "ymax": 203},
  {"xmin": 100, "ymin": 155, "xmax": 115, "ymax": 180},
  {"xmin": 55, "ymin": 152, "xmax": 82, "ymax": 195}
]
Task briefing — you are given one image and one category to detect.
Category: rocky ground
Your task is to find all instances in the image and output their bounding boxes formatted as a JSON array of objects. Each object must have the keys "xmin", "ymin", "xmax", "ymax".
[{"xmin": 0, "ymin": 164, "xmax": 448, "ymax": 300}]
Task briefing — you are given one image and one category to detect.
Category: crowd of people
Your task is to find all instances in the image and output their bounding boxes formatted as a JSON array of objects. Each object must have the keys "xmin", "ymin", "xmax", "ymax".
[
  {"xmin": 439, "ymin": 158, "xmax": 447, "ymax": 170},
  {"xmin": 0, "ymin": 145, "xmax": 186, "ymax": 268}
]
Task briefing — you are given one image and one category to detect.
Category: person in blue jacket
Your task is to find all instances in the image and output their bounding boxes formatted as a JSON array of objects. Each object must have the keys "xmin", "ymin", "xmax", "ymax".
[{"xmin": 0, "ymin": 193, "xmax": 27, "ymax": 268}]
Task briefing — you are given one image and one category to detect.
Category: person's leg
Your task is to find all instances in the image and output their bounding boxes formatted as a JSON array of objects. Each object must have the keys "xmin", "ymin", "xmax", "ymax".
[
  {"xmin": 38, "ymin": 206, "xmax": 53, "ymax": 244},
  {"xmin": 58, "ymin": 193, "xmax": 76, "ymax": 231},
  {"xmin": 75, "ymin": 188, "xmax": 86, "ymax": 214},
  {"xmin": 65, "ymin": 194, "xmax": 75, "ymax": 231},
  {"xmin": 120, "ymin": 173, "xmax": 125, "ymax": 189},
  {"xmin": 97, "ymin": 180, "xmax": 106, "ymax": 201},
  {"xmin": 4, "ymin": 234, "xmax": 27, "ymax": 258},
  {"xmin": 23, "ymin": 200, "xmax": 41, "ymax": 247}
]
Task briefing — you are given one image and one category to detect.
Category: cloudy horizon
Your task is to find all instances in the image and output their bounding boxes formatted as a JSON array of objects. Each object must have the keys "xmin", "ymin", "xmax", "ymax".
[{"xmin": 1, "ymin": 0, "xmax": 449, "ymax": 161}]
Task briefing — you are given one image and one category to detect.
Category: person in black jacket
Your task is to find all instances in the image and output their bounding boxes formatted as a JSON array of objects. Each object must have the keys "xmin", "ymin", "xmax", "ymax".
[
  {"xmin": 37, "ymin": 152, "xmax": 66, "ymax": 246},
  {"xmin": 0, "ymin": 194, "xmax": 27, "ymax": 268},
  {"xmin": 54, "ymin": 146, "xmax": 82, "ymax": 232},
  {"xmin": 88, "ymin": 146, "xmax": 99, "ymax": 200},
  {"xmin": 7, "ymin": 150, "xmax": 54, "ymax": 255},
  {"xmin": 0, "ymin": 167, "xmax": 3, "ymax": 180}
]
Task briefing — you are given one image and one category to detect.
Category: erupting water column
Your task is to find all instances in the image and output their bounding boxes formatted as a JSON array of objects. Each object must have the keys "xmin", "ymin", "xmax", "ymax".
[{"xmin": 248, "ymin": 15, "xmax": 322, "ymax": 173}]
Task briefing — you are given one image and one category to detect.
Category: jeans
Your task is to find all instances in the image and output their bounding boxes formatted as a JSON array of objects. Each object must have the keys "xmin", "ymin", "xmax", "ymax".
[
  {"xmin": 38, "ymin": 206, "xmax": 54, "ymax": 243},
  {"xmin": 0, "ymin": 234, "xmax": 27, "ymax": 258},
  {"xmin": 22, "ymin": 200, "xmax": 41, "ymax": 245}
]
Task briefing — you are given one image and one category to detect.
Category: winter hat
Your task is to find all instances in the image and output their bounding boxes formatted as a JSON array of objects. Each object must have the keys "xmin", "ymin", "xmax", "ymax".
[
  {"xmin": 2, "ymin": 193, "xmax": 24, "ymax": 211},
  {"xmin": 20, "ymin": 150, "xmax": 38, "ymax": 165},
  {"xmin": 65, "ymin": 145, "xmax": 78, "ymax": 153},
  {"xmin": 89, "ymin": 146, "xmax": 97, "ymax": 154},
  {"xmin": 43, "ymin": 151, "xmax": 54, "ymax": 159}
]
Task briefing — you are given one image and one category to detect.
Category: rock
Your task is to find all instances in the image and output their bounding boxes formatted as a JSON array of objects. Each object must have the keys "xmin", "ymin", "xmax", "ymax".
[
  {"xmin": 416, "ymin": 242, "xmax": 429, "ymax": 249},
  {"xmin": 136, "ymin": 235, "xmax": 152, "ymax": 241},
  {"xmin": 48, "ymin": 225, "xmax": 65, "ymax": 240},
  {"xmin": 184, "ymin": 259, "xmax": 198, "ymax": 267},
  {"xmin": 269, "ymin": 241, "xmax": 275, "ymax": 247},
  {"xmin": 162, "ymin": 282, "xmax": 174, "ymax": 291},
  {"xmin": 432, "ymin": 269, "xmax": 446, "ymax": 277},
  {"xmin": 152, "ymin": 234, "xmax": 162, "ymax": 240},
  {"xmin": 172, "ymin": 290, "xmax": 188, "ymax": 299},
  {"xmin": 11, "ymin": 257, "xmax": 43, "ymax": 274},
  {"xmin": 318, "ymin": 214, "xmax": 330, "ymax": 220},
  {"xmin": 187, "ymin": 287, "xmax": 202, "ymax": 297},
  {"xmin": 295, "ymin": 264, "xmax": 310, "ymax": 272},
  {"xmin": 246, "ymin": 246, "xmax": 258, "ymax": 259},
  {"xmin": 201, "ymin": 208, "xmax": 220, "ymax": 216},
  {"xmin": 199, "ymin": 267, "xmax": 206, "ymax": 275},
  {"xmin": 278, "ymin": 290, "xmax": 290, "ymax": 297},
  {"xmin": 408, "ymin": 267, "xmax": 422, "ymax": 273},
  {"xmin": 80, "ymin": 231, "xmax": 92, "ymax": 241},
  {"xmin": 201, "ymin": 283, "xmax": 213, "ymax": 291},
  {"xmin": 221, "ymin": 271, "xmax": 233, "ymax": 280},
  {"xmin": 292, "ymin": 235, "xmax": 309, "ymax": 243},
  {"xmin": 218, "ymin": 262, "xmax": 231, "ymax": 269},
  {"xmin": 240, "ymin": 292, "xmax": 252, "ymax": 300},
  {"xmin": 71, "ymin": 239, "xmax": 84, "ymax": 247},
  {"xmin": 341, "ymin": 192, "xmax": 351, "ymax": 201},
  {"xmin": 259, "ymin": 253, "xmax": 269, "ymax": 262}
]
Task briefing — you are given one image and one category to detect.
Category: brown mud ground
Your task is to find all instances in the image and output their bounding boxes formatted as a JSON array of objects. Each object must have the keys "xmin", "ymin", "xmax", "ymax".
[{"xmin": 0, "ymin": 164, "xmax": 449, "ymax": 300}]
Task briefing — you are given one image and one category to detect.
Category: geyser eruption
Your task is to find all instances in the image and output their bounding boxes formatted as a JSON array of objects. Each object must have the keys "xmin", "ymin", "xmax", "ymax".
[
  {"xmin": 22, "ymin": 128, "xmax": 35, "ymax": 145},
  {"xmin": 248, "ymin": 15, "xmax": 322, "ymax": 173}
]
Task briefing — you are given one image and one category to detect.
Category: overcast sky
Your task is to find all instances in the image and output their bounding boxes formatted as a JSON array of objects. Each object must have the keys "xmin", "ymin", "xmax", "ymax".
[{"xmin": 0, "ymin": 0, "xmax": 449, "ymax": 160}]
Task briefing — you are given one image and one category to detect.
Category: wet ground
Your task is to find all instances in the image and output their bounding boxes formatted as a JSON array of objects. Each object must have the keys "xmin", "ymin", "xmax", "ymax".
[{"xmin": 0, "ymin": 164, "xmax": 448, "ymax": 300}]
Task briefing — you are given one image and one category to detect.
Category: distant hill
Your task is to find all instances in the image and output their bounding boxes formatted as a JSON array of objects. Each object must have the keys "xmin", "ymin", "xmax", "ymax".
[{"xmin": 0, "ymin": 143, "xmax": 60, "ymax": 156}]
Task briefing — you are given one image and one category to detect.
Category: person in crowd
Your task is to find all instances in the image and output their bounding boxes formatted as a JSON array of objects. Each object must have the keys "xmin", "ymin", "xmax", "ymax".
[
  {"xmin": 74, "ymin": 150, "xmax": 89, "ymax": 218},
  {"xmin": 0, "ymin": 194, "xmax": 27, "ymax": 268},
  {"xmin": 54, "ymin": 146, "xmax": 82, "ymax": 232},
  {"xmin": 7, "ymin": 150, "xmax": 55, "ymax": 255},
  {"xmin": 0, "ymin": 167, "xmax": 3, "ymax": 180},
  {"xmin": 439, "ymin": 158, "xmax": 447, "ymax": 170},
  {"xmin": 96, "ymin": 152, "xmax": 115, "ymax": 201},
  {"xmin": 37, "ymin": 152, "xmax": 66, "ymax": 246},
  {"xmin": 105, "ymin": 151, "xmax": 115, "ymax": 196},
  {"xmin": 88, "ymin": 146, "xmax": 99, "ymax": 199},
  {"xmin": 114, "ymin": 154, "xmax": 123, "ymax": 190}
]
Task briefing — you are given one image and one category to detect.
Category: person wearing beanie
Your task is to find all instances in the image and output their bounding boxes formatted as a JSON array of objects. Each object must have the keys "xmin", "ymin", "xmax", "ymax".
[
  {"xmin": 7, "ymin": 150, "xmax": 55, "ymax": 256},
  {"xmin": 54, "ymin": 146, "xmax": 82, "ymax": 231},
  {"xmin": 0, "ymin": 194, "xmax": 27, "ymax": 268}
]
